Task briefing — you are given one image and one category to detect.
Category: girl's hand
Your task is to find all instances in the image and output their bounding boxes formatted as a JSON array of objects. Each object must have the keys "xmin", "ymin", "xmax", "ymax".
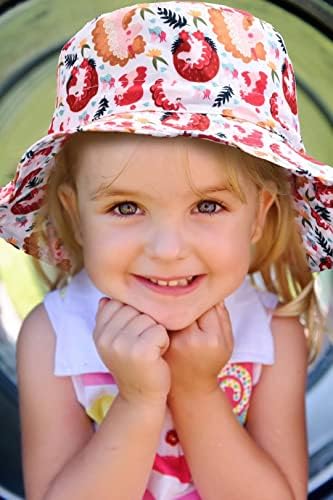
[
  {"xmin": 165, "ymin": 303, "xmax": 233, "ymax": 398},
  {"xmin": 93, "ymin": 298, "xmax": 171, "ymax": 405}
]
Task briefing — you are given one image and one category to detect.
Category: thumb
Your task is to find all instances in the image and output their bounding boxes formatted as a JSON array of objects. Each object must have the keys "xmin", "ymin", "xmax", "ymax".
[{"xmin": 159, "ymin": 334, "xmax": 170, "ymax": 356}]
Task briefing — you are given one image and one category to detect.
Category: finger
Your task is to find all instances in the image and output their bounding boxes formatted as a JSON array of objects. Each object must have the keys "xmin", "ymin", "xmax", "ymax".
[
  {"xmin": 216, "ymin": 302, "xmax": 233, "ymax": 345},
  {"xmin": 94, "ymin": 303, "xmax": 143, "ymax": 350},
  {"xmin": 196, "ymin": 304, "xmax": 222, "ymax": 334},
  {"xmin": 107, "ymin": 304, "xmax": 141, "ymax": 334},
  {"xmin": 122, "ymin": 313, "xmax": 157, "ymax": 339},
  {"xmin": 140, "ymin": 324, "xmax": 170, "ymax": 356},
  {"xmin": 95, "ymin": 298, "xmax": 123, "ymax": 328},
  {"xmin": 98, "ymin": 297, "xmax": 110, "ymax": 309}
]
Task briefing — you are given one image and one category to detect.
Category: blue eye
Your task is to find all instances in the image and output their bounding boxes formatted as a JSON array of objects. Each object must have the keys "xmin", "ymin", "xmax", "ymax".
[
  {"xmin": 107, "ymin": 200, "xmax": 225, "ymax": 217},
  {"xmin": 196, "ymin": 200, "xmax": 224, "ymax": 214},
  {"xmin": 111, "ymin": 202, "xmax": 139, "ymax": 217}
]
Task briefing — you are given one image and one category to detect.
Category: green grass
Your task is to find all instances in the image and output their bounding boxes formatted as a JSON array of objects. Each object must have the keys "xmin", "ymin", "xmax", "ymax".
[
  {"xmin": 0, "ymin": 0, "xmax": 332, "ymax": 316},
  {"xmin": 0, "ymin": 240, "xmax": 44, "ymax": 318}
]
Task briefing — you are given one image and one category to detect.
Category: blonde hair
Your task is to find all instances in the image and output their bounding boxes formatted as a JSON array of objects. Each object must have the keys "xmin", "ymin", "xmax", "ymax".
[{"xmin": 34, "ymin": 132, "xmax": 324, "ymax": 361}]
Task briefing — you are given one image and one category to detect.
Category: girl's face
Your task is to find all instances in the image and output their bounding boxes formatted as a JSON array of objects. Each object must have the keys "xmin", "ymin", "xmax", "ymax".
[{"xmin": 60, "ymin": 134, "xmax": 274, "ymax": 330}]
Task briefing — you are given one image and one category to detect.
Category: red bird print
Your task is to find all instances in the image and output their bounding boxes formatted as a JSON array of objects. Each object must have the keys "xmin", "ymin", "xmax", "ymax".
[
  {"xmin": 150, "ymin": 78, "xmax": 186, "ymax": 111},
  {"xmin": 161, "ymin": 112, "xmax": 210, "ymax": 131},
  {"xmin": 114, "ymin": 66, "xmax": 147, "ymax": 106},
  {"xmin": 233, "ymin": 129, "xmax": 264, "ymax": 148},
  {"xmin": 270, "ymin": 92, "xmax": 289, "ymax": 130},
  {"xmin": 66, "ymin": 58, "xmax": 99, "ymax": 112},
  {"xmin": 240, "ymin": 71, "xmax": 267, "ymax": 106},
  {"xmin": 11, "ymin": 168, "xmax": 46, "ymax": 215},
  {"xmin": 172, "ymin": 30, "xmax": 220, "ymax": 82},
  {"xmin": 270, "ymin": 143, "xmax": 299, "ymax": 168},
  {"xmin": 282, "ymin": 58, "xmax": 297, "ymax": 115}
]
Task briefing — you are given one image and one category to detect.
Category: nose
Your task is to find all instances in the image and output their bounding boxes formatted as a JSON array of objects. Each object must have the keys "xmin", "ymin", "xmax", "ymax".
[{"xmin": 145, "ymin": 220, "xmax": 189, "ymax": 262}]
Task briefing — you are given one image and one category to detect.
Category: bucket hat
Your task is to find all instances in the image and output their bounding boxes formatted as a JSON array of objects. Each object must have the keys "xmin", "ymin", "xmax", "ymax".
[{"xmin": 0, "ymin": 1, "xmax": 332, "ymax": 272}]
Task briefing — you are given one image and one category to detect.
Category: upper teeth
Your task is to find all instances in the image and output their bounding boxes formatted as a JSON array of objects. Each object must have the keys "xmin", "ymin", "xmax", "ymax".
[{"xmin": 149, "ymin": 277, "xmax": 194, "ymax": 287}]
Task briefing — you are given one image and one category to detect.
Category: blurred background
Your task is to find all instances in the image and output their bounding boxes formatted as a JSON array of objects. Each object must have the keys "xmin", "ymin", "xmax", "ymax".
[{"xmin": 0, "ymin": 0, "xmax": 332, "ymax": 498}]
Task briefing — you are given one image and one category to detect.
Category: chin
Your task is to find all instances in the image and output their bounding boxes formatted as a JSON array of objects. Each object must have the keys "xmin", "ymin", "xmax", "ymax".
[{"xmin": 147, "ymin": 309, "xmax": 197, "ymax": 332}]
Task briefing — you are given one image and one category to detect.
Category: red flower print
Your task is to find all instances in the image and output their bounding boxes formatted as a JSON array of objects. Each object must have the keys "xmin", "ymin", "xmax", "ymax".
[
  {"xmin": 240, "ymin": 71, "xmax": 267, "ymax": 106},
  {"xmin": 66, "ymin": 58, "xmax": 99, "ymax": 112},
  {"xmin": 173, "ymin": 30, "xmax": 219, "ymax": 82},
  {"xmin": 114, "ymin": 66, "xmax": 147, "ymax": 106},
  {"xmin": 282, "ymin": 58, "xmax": 297, "ymax": 115}
]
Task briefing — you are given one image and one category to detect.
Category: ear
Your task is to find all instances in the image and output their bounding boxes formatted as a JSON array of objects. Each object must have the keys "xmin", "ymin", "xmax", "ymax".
[
  {"xmin": 251, "ymin": 188, "xmax": 276, "ymax": 244},
  {"xmin": 57, "ymin": 183, "xmax": 83, "ymax": 245}
]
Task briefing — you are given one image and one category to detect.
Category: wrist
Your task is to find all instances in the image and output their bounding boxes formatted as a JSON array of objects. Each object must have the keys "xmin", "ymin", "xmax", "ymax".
[
  {"xmin": 117, "ymin": 392, "xmax": 168, "ymax": 413},
  {"xmin": 168, "ymin": 380, "xmax": 221, "ymax": 405}
]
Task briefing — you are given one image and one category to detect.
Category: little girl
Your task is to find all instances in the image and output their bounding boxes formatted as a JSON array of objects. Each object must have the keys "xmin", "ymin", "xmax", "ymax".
[{"xmin": 1, "ymin": 2, "xmax": 332, "ymax": 499}]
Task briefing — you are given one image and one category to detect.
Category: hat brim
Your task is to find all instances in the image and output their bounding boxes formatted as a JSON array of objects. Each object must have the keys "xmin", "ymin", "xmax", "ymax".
[{"xmin": 1, "ymin": 111, "xmax": 332, "ymax": 271}]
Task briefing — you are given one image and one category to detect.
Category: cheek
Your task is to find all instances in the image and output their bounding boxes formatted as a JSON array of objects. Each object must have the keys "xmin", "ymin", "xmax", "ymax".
[
  {"xmin": 208, "ymin": 223, "xmax": 253, "ymax": 284},
  {"xmin": 80, "ymin": 220, "xmax": 141, "ymax": 279}
]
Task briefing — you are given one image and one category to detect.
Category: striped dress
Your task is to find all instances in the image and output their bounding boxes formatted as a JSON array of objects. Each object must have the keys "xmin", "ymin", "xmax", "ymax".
[{"xmin": 44, "ymin": 270, "xmax": 278, "ymax": 499}]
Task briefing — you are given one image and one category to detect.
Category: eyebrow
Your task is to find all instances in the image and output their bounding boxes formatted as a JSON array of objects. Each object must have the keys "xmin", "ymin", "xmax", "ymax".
[{"xmin": 90, "ymin": 184, "xmax": 234, "ymax": 201}]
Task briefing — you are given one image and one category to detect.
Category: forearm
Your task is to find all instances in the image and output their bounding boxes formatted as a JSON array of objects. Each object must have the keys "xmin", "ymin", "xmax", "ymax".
[
  {"xmin": 44, "ymin": 395, "xmax": 165, "ymax": 500},
  {"xmin": 169, "ymin": 388, "xmax": 296, "ymax": 500}
]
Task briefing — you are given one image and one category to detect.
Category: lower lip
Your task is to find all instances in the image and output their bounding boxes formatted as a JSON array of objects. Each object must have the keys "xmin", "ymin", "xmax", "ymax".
[{"xmin": 133, "ymin": 275, "xmax": 205, "ymax": 296}]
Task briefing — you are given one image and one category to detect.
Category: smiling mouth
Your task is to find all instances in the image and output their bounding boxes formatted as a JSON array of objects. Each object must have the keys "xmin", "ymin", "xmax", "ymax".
[
  {"xmin": 132, "ymin": 274, "xmax": 205, "ymax": 295},
  {"xmin": 145, "ymin": 276, "xmax": 196, "ymax": 287}
]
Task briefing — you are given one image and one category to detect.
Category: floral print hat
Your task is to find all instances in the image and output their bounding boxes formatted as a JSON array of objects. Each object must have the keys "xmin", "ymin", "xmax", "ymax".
[{"xmin": 0, "ymin": 1, "xmax": 332, "ymax": 272}]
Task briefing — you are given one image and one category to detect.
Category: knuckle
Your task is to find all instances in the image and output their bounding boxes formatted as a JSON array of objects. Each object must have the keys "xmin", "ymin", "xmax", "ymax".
[
  {"xmin": 143, "ymin": 315, "xmax": 158, "ymax": 328},
  {"xmin": 129, "ymin": 343, "xmax": 145, "ymax": 360},
  {"xmin": 135, "ymin": 315, "xmax": 156, "ymax": 332},
  {"xmin": 112, "ymin": 334, "xmax": 126, "ymax": 355},
  {"xmin": 122, "ymin": 304, "xmax": 138, "ymax": 316},
  {"xmin": 147, "ymin": 324, "xmax": 168, "ymax": 342},
  {"xmin": 151, "ymin": 324, "xmax": 167, "ymax": 335},
  {"xmin": 94, "ymin": 334, "xmax": 112, "ymax": 362}
]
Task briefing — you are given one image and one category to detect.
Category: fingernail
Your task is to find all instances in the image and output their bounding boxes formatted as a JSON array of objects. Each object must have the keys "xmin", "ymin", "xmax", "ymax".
[{"xmin": 98, "ymin": 297, "xmax": 110, "ymax": 307}]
